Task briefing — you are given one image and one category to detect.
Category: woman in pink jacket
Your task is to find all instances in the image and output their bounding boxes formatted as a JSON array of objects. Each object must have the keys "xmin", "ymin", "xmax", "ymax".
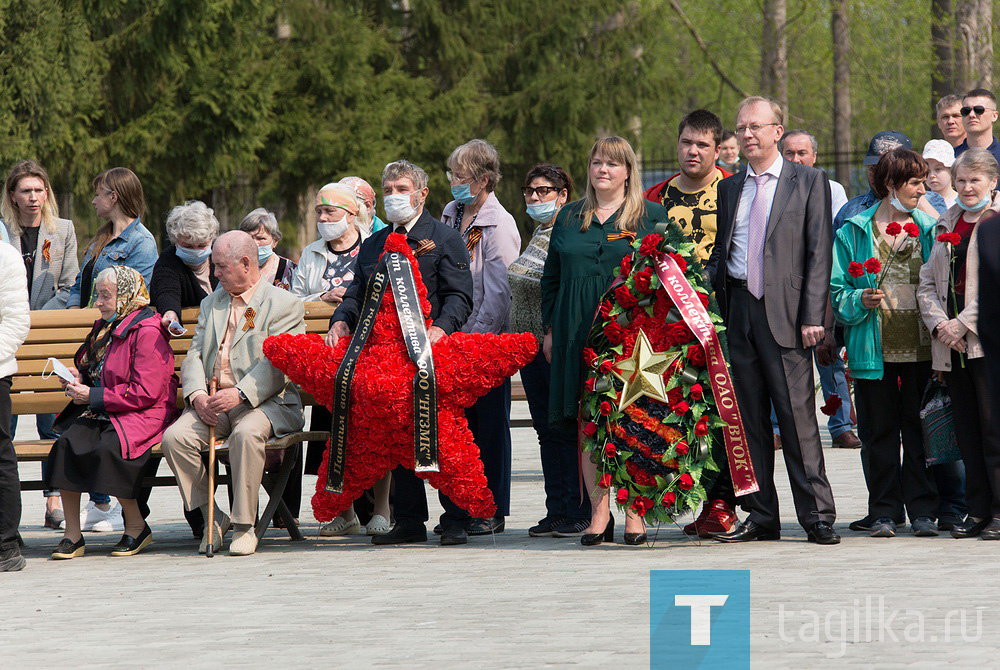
[{"xmin": 45, "ymin": 266, "xmax": 179, "ymax": 559}]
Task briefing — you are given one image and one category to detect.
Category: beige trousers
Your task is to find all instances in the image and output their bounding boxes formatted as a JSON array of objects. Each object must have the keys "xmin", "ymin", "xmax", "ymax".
[{"xmin": 161, "ymin": 405, "xmax": 273, "ymax": 526}]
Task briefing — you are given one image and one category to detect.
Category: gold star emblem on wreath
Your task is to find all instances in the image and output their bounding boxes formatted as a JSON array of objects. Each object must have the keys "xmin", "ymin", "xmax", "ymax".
[{"xmin": 611, "ymin": 329, "xmax": 682, "ymax": 411}]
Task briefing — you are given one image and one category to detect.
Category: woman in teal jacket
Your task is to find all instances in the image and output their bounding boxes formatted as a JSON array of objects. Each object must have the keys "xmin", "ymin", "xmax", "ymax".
[{"xmin": 830, "ymin": 148, "xmax": 939, "ymax": 539}]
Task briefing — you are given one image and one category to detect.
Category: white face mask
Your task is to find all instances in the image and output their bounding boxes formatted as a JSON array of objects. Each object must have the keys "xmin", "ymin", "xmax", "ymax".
[
  {"xmin": 383, "ymin": 193, "xmax": 419, "ymax": 223},
  {"xmin": 317, "ymin": 219, "xmax": 349, "ymax": 242}
]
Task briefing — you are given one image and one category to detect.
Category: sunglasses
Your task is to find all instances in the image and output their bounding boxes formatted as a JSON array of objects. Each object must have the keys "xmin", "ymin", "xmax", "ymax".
[
  {"xmin": 521, "ymin": 186, "xmax": 562, "ymax": 197},
  {"xmin": 961, "ymin": 105, "xmax": 996, "ymax": 116}
]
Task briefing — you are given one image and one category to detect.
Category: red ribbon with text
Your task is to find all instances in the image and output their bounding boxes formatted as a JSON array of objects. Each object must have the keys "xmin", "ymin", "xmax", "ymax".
[{"xmin": 653, "ymin": 252, "xmax": 759, "ymax": 496}]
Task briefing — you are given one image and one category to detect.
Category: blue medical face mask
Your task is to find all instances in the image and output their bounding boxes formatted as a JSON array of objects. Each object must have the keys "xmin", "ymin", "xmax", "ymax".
[
  {"xmin": 175, "ymin": 245, "xmax": 211, "ymax": 267},
  {"xmin": 958, "ymin": 194, "xmax": 991, "ymax": 212},
  {"xmin": 257, "ymin": 244, "xmax": 274, "ymax": 265},
  {"xmin": 451, "ymin": 182, "xmax": 478, "ymax": 205},
  {"xmin": 890, "ymin": 192, "xmax": 917, "ymax": 214},
  {"xmin": 526, "ymin": 199, "xmax": 560, "ymax": 223}
]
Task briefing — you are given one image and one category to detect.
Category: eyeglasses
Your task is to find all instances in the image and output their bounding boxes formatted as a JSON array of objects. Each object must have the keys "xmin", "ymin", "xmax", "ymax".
[
  {"xmin": 446, "ymin": 171, "xmax": 472, "ymax": 185},
  {"xmin": 735, "ymin": 122, "xmax": 779, "ymax": 135},
  {"xmin": 961, "ymin": 105, "xmax": 996, "ymax": 116},
  {"xmin": 521, "ymin": 186, "xmax": 562, "ymax": 198}
]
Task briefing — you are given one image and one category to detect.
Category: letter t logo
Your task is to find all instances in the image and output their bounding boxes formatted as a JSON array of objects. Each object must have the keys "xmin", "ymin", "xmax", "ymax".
[{"xmin": 674, "ymin": 595, "xmax": 729, "ymax": 645}]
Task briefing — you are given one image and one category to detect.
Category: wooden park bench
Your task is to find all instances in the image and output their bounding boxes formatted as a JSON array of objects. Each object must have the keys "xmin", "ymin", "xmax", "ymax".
[{"xmin": 12, "ymin": 302, "xmax": 337, "ymax": 542}]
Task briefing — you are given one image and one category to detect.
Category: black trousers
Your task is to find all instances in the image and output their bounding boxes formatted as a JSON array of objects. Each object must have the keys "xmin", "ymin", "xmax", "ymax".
[
  {"xmin": 945, "ymin": 356, "xmax": 1000, "ymax": 518},
  {"xmin": 726, "ymin": 286, "xmax": 836, "ymax": 530},
  {"xmin": 0, "ymin": 377, "xmax": 20, "ymax": 548},
  {"xmin": 394, "ymin": 379, "xmax": 513, "ymax": 529},
  {"xmin": 854, "ymin": 361, "xmax": 938, "ymax": 522}
]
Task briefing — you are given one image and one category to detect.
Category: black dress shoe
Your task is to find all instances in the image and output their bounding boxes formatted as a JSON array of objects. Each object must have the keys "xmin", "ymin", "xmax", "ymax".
[
  {"xmin": 440, "ymin": 525, "xmax": 468, "ymax": 546},
  {"xmin": 372, "ymin": 525, "xmax": 427, "ymax": 545},
  {"xmin": 581, "ymin": 516, "xmax": 615, "ymax": 546},
  {"xmin": 807, "ymin": 521, "xmax": 841, "ymax": 545},
  {"xmin": 51, "ymin": 536, "xmax": 85, "ymax": 559},
  {"xmin": 713, "ymin": 520, "xmax": 780, "ymax": 542},
  {"xmin": 467, "ymin": 517, "xmax": 505, "ymax": 536},
  {"xmin": 951, "ymin": 517, "xmax": 990, "ymax": 538},
  {"xmin": 623, "ymin": 532, "xmax": 647, "ymax": 545},
  {"xmin": 432, "ymin": 523, "xmax": 443, "ymax": 535},
  {"xmin": 111, "ymin": 525, "xmax": 153, "ymax": 556},
  {"xmin": 980, "ymin": 519, "xmax": 1000, "ymax": 540}
]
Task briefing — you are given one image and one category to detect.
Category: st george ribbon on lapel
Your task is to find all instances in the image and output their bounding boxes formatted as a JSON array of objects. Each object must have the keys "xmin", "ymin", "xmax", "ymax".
[{"xmin": 325, "ymin": 252, "xmax": 440, "ymax": 493}]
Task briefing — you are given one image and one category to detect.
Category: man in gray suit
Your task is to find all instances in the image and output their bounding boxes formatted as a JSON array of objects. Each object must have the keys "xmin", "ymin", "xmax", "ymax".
[
  {"xmin": 706, "ymin": 96, "xmax": 839, "ymax": 545},
  {"xmin": 162, "ymin": 231, "xmax": 305, "ymax": 556}
]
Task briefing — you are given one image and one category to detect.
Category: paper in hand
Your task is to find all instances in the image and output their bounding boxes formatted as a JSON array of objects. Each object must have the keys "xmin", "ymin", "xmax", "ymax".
[{"xmin": 168, "ymin": 319, "xmax": 188, "ymax": 337}]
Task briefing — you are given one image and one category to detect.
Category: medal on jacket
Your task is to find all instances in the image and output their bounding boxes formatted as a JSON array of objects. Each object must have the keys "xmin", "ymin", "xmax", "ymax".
[
  {"xmin": 42, "ymin": 239, "xmax": 51, "ymax": 263},
  {"xmin": 242, "ymin": 307, "xmax": 256, "ymax": 331}
]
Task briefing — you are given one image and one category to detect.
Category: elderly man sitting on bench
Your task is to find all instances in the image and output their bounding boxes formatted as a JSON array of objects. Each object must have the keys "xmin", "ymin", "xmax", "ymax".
[{"xmin": 161, "ymin": 230, "xmax": 305, "ymax": 557}]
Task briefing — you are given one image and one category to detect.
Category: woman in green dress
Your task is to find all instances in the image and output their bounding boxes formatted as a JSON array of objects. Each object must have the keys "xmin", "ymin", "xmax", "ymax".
[{"xmin": 540, "ymin": 136, "xmax": 666, "ymax": 545}]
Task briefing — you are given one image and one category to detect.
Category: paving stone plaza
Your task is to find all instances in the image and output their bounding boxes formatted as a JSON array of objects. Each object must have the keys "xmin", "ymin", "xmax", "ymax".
[{"xmin": 4, "ymin": 402, "xmax": 1000, "ymax": 669}]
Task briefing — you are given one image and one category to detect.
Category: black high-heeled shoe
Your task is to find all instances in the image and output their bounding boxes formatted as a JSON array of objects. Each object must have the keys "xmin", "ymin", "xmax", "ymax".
[
  {"xmin": 581, "ymin": 516, "xmax": 615, "ymax": 546},
  {"xmin": 623, "ymin": 530, "xmax": 647, "ymax": 545}
]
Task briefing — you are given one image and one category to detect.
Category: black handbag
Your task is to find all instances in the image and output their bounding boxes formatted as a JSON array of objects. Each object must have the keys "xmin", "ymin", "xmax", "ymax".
[{"xmin": 920, "ymin": 378, "xmax": 960, "ymax": 466}]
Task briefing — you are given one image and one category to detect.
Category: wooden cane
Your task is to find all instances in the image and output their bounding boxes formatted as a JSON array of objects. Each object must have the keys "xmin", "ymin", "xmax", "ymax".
[{"xmin": 206, "ymin": 377, "xmax": 218, "ymax": 558}]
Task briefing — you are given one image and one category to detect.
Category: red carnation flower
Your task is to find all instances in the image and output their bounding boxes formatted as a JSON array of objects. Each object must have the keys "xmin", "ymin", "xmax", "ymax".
[
  {"xmin": 904, "ymin": 222, "xmax": 920, "ymax": 238},
  {"xmin": 598, "ymin": 472, "xmax": 612, "ymax": 489},
  {"xmin": 673, "ymin": 400, "xmax": 690, "ymax": 416},
  {"xmin": 582, "ymin": 348, "xmax": 598, "ymax": 368},
  {"xmin": 582, "ymin": 421, "xmax": 598, "ymax": 437},
  {"xmin": 598, "ymin": 359, "xmax": 613, "ymax": 374},
  {"xmin": 634, "ymin": 269, "xmax": 654, "ymax": 295},
  {"xmin": 687, "ymin": 345, "xmax": 706, "ymax": 367},
  {"xmin": 604, "ymin": 441, "xmax": 617, "ymax": 458},
  {"xmin": 615, "ymin": 284, "xmax": 638, "ymax": 309},
  {"xmin": 678, "ymin": 473, "xmax": 694, "ymax": 490},
  {"xmin": 698, "ymin": 292, "xmax": 710, "ymax": 308},
  {"xmin": 675, "ymin": 440, "xmax": 689, "ymax": 455},
  {"xmin": 662, "ymin": 491, "xmax": 677, "ymax": 507},
  {"xmin": 863, "ymin": 257, "xmax": 881, "ymax": 275},
  {"xmin": 604, "ymin": 321, "xmax": 625, "ymax": 344},
  {"xmin": 689, "ymin": 383, "xmax": 703, "ymax": 400},
  {"xmin": 695, "ymin": 417, "xmax": 710, "ymax": 436},
  {"xmin": 937, "ymin": 232, "xmax": 962, "ymax": 246},
  {"xmin": 639, "ymin": 234, "xmax": 663, "ymax": 256},
  {"xmin": 599, "ymin": 300, "xmax": 613, "ymax": 321},
  {"xmin": 848, "ymin": 262, "xmax": 864, "ymax": 278},
  {"xmin": 620, "ymin": 255, "xmax": 633, "ymax": 277},
  {"xmin": 599, "ymin": 401, "xmax": 612, "ymax": 416},
  {"xmin": 820, "ymin": 394, "xmax": 843, "ymax": 417},
  {"xmin": 885, "ymin": 222, "xmax": 902, "ymax": 236},
  {"xmin": 616, "ymin": 488, "xmax": 629, "ymax": 504},
  {"xmin": 669, "ymin": 252, "xmax": 687, "ymax": 273}
]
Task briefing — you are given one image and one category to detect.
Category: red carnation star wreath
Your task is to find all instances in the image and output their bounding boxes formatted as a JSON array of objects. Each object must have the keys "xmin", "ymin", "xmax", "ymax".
[{"xmin": 263, "ymin": 234, "xmax": 537, "ymax": 522}]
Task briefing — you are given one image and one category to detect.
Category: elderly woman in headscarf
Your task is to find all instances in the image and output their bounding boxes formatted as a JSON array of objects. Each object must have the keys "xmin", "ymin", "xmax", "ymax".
[
  {"xmin": 45, "ymin": 266, "xmax": 179, "ymax": 560},
  {"xmin": 239, "ymin": 208, "xmax": 297, "ymax": 290},
  {"xmin": 339, "ymin": 175, "xmax": 388, "ymax": 237},
  {"xmin": 291, "ymin": 182, "xmax": 392, "ymax": 536}
]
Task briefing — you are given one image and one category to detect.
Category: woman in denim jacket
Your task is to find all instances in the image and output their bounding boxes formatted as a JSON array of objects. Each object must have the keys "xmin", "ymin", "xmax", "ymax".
[{"xmin": 67, "ymin": 168, "xmax": 158, "ymax": 310}]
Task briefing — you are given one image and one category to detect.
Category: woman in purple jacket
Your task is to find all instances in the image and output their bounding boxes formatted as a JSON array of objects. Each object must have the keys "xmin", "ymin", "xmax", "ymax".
[
  {"xmin": 440, "ymin": 139, "xmax": 522, "ymax": 540},
  {"xmin": 45, "ymin": 266, "xmax": 179, "ymax": 559}
]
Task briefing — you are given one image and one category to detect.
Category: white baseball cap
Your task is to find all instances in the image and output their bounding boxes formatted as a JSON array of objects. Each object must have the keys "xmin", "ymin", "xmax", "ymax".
[{"xmin": 922, "ymin": 139, "xmax": 956, "ymax": 167}]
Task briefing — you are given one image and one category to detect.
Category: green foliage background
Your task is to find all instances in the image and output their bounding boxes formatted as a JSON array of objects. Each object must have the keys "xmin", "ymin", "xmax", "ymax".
[{"xmin": 0, "ymin": 0, "xmax": 976, "ymax": 252}]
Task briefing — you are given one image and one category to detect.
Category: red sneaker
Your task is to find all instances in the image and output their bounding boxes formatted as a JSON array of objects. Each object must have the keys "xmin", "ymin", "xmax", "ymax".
[{"xmin": 683, "ymin": 499, "xmax": 737, "ymax": 538}]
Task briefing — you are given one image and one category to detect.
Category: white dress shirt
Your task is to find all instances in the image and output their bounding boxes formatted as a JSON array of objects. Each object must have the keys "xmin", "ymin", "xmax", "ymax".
[
  {"xmin": 393, "ymin": 207, "xmax": 423, "ymax": 234},
  {"xmin": 726, "ymin": 154, "xmax": 784, "ymax": 280}
]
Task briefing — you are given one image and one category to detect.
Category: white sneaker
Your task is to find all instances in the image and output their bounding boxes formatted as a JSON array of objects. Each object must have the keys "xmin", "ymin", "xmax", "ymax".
[{"xmin": 83, "ymin": 502, "xmax": 124, "ymax": 532}]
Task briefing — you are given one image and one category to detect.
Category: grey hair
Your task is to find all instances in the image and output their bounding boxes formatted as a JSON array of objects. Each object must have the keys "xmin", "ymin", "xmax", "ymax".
[
  {"xmin": 447, "ymin": 139, "xmax": 502, "ymax": 191},
  {"xmin": 779, "ymin": 129, "xmax": 818, "ymax": 155},
  {"xmin": 952, "ymin": 147, "xmax": 1000, "ymax": 182},
  {"xmin": 239, "ymin": 207, "xmax": 281, "ymax": 242},
  {"xmin": 165, "ymin": 200, "xmax": 220, "ymax": 246},
  {"xmin": 382, "ymin": 160, "xmax": 428, "ymax": 191},
  {"xmin": 214, "ymin": 230, "xmax": 258, "ymax": 264},
  {"xmin": 95, "ymin": 267, "xmax": 118, "ymax": 287}
]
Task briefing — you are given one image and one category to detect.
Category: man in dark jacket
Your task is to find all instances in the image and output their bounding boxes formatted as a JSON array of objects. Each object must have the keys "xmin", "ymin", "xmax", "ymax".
[{"xmin": 327, "ymin": 160, "xmax": 474, "ymax": 546}]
